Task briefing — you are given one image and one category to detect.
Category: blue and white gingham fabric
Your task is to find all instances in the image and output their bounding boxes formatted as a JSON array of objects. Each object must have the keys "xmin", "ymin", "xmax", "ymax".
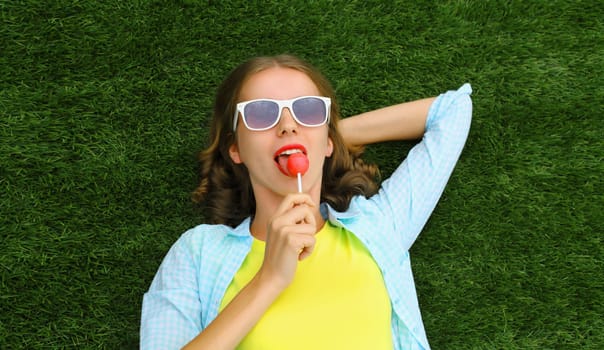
[{"xmin": 141, "ymin": 84, "xmax": 473, "ymax": 350}]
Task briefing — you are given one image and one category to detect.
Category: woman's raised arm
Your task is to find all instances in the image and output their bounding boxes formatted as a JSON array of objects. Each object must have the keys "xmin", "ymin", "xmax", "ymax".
[{"xmin": 338, "ymin": 97, "xmax": 436, "ymax": 148}]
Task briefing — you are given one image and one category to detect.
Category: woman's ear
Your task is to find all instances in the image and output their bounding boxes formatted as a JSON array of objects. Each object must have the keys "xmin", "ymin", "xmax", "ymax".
[
  {"xmin": 229, "ymin": 143, "xmax": 243, "ymax": 164},
  {"xmin": 326, "ymin": 137, "xmax": 334, "ymax": 157}
]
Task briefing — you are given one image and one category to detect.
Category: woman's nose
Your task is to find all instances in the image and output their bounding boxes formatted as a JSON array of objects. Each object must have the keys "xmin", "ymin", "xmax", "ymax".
[{"xmin": 277, "ymin": 107, "xmax": 298, "ymax": 135}]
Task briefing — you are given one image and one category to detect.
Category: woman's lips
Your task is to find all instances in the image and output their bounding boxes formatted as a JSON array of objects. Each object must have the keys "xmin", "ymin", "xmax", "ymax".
[{"xmin": 274, "ymin": 144, "xmax": 307, "ymax": 176}]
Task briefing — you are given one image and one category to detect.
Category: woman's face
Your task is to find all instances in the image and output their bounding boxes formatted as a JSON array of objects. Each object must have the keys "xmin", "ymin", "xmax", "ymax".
[{"xmin": 229, "ymin": 67, "xmax": 333, "ymax": 199}]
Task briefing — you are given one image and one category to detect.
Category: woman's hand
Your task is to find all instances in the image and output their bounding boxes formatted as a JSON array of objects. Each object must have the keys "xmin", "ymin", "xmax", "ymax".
[{"xmin": 258, "ymin": 193, "xmax": 317, "ymax": 291}]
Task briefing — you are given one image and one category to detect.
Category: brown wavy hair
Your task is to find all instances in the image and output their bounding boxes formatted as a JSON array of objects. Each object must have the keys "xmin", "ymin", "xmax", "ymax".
[{"xmin": 192, "ymin": 54, "xmax": 379, "ymax": 227}]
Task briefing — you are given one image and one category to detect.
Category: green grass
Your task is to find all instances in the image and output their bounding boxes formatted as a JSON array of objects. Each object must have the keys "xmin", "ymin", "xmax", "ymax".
[{"xmin": 1, "ymin": 0, "xmax": 602, "ymax": 348}]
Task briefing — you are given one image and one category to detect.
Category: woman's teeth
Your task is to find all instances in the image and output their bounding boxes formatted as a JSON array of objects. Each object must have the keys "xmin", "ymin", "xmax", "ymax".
[{"xmin": 278, "ymin": 149, "xmax": 304, "ymax": 156}]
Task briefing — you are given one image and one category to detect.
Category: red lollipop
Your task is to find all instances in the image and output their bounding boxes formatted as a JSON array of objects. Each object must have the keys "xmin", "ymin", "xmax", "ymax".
[
  {"xmin": 286, "ymin": 153, "xmax": 309, "ymax": 192},
  {"xmin": 287, "ymin": 153, "xmax": 309, "ymax": 176}
]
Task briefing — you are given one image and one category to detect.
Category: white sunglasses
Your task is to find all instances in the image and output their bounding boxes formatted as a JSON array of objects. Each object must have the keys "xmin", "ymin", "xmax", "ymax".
[{"xmin": 233, "ymin": 96, "xmax": 331, "ymax": 131}]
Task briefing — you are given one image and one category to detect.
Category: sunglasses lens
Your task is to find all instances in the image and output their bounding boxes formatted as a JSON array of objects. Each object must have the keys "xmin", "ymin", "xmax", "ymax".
[
  {"xmin": 292, "ymin": 97, "xmax": 327, "ymax": 126},
  {"xmin": 243, "ymin": 101, "xmax": 280, "ymax": 130}
]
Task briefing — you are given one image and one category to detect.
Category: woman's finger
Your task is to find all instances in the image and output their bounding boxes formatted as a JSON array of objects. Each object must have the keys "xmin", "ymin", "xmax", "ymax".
[
  {"xmin": 273, "ymin": 193, "xmax": 316, "ymax": 216},
  {"xmin": 270, "ymin": 204, "xmax": 316, "ymax": 230}
]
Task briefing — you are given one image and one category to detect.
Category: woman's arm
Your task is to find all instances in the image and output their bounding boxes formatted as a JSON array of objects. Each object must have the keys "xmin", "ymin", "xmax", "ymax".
[
  {"xmin": 141, "ymin": 232, "xmax": 274, "ymax": 350},
  {"xmin": 338, "ymin": 97, "xmax": 436, "ymax": 148},
  {"xmin": 347, "ymin": 84, "xmax": 472, "ymax": 250},
  {"xmin": 182, "ymin": 272, "xmax": 281, "ymax": 350}
]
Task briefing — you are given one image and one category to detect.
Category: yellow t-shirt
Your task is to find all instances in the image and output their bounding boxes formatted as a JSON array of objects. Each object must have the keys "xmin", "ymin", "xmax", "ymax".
[{"xmin": 219, "ymin": 221, "xmax": 393, "ymax": 349}]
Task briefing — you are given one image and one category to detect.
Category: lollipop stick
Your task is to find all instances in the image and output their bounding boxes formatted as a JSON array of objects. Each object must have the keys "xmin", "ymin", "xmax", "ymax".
[
  {"xmin": 297, "ymin": 173, "xmax": 303, "ymax": 193},
  {"xmin": 287, "ymin": 153, "xmax": 308, "ymax": 193}
]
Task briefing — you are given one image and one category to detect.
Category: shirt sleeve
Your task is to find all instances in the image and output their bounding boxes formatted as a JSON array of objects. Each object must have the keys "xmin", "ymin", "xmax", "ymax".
[
  {"xmin": 140, "ymin": 232, "xmax": 202, "ymax": 350},
  {"xmin": 374, "ymin": 83, "xmax": 473, "ymax": 250}
]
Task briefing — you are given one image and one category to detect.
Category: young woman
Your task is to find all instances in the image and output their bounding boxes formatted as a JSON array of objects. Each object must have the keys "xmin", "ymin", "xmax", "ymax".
[{"xmin": 141, "ymin": 54, "xmax": 472, "ymax": 350}]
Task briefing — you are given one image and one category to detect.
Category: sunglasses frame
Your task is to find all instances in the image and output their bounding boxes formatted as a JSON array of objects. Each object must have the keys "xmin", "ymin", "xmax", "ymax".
[{"xmin": 233, "ymin": 96, "xmax": 331, "ymax": 132}]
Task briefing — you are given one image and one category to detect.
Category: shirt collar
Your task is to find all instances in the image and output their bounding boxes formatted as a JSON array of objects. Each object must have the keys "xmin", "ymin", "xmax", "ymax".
[
  {"xmin": 230, "ymin": 217, "xmax": 253, "ymax": 237},
  {"xmin": 321, "ymin": 202, "xmax": 361, "ymax": 226}
]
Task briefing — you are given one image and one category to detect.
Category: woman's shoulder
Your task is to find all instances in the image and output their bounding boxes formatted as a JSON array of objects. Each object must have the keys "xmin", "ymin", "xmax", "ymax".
[
  {"xmin": 178, "ymin": 220, "xmax": 245, "ymax": 242},
  {"xmin": 182, "ymin": 222, "xmax": 236, "ymax": 238},
  {"xmin": 172, "ymin": 219, "xmax": 252, "ymax": 255}
]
